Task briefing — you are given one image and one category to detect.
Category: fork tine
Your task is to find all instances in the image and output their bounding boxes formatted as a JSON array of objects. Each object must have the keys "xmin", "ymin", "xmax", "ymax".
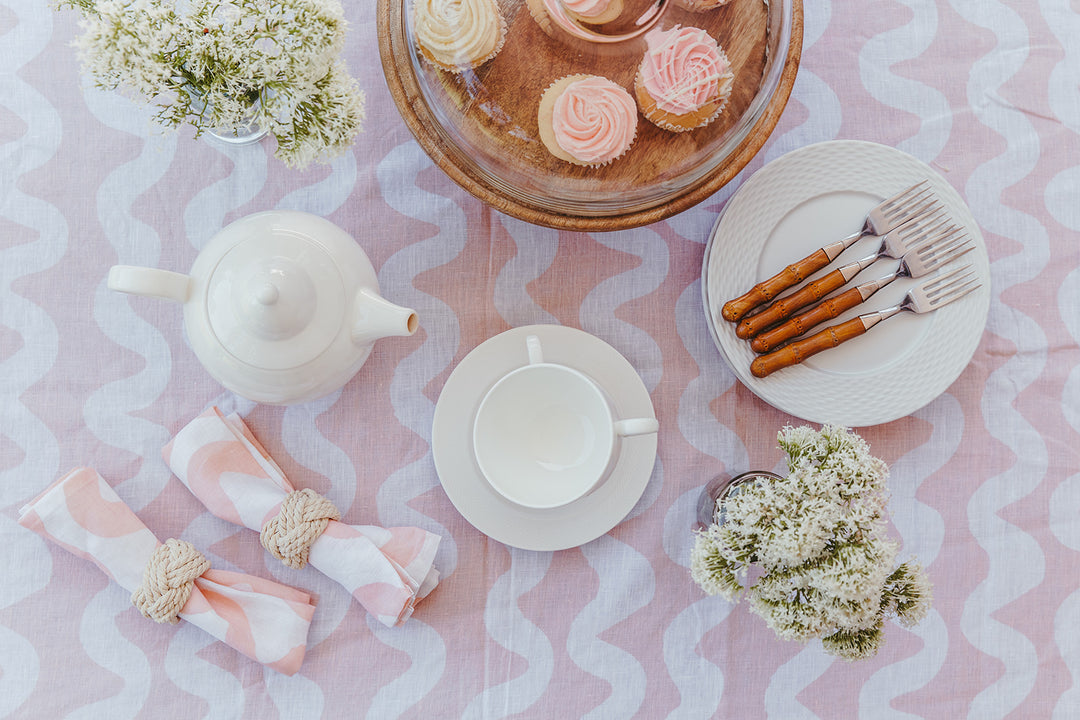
[
  {"xmin": 905, "ymin": 221, "xmax": 962, "ymax": 253},
  {"xmin": 929, "ymin": 278, "xmax": 980, "ymax": 308},
  {"xmin": 882, "ymin": 196, "xmax": 940, "ymax": 227},
  {"xmin": 908, "ymin": 223, "xmax": 965, "ymax": 254},
  {"xmin": 911, "ymin": 225, "xmax": 963, "ymax": 253},
  {"xmin": 883, "ymin": 191, "xmax": 943, "ymax": 225},
  {"xmin": 920, "ymin": 264, "xmax": 969, "ymax": 289},
  {"xmin": 883, "ymin": 179, "xmax": 930, "ymax": 205},
  {"xmin": 915, "ymin": 266, "xmax": 971, "ymax": 298},
  {"xmin": 918, "ymin": 234, "xmax": 974, "ymax": 269},
  {"xmin": 878, "ymin": 180, "xmax": 932, "ymax": 220},
  {"xmin": 895, "ymin": 207, "xmax": 950, "ymax": 245},
  {"xmin": 880, "ymin": 186, "xmax": 930, "ymax": 215},
  {"xmin": 924, "ymin": 268, "xmax": 980, "ymax": 306}
]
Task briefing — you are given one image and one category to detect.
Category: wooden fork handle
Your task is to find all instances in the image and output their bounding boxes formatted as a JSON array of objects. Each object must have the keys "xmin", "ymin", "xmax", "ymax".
[
  {"xmin": 735, "ymin": 266, "xmax": 852, "ymax": 339},
  {"xmin": 721, "ymin": 248, "xmax": 833, "ymax": 322},
  {"xmin": 750, "ymin": 317, "xmax": 868, "ymax": 378},
  {"xmin": 750, "ymin": 286, "xmax": 867, "ymax": 353}
]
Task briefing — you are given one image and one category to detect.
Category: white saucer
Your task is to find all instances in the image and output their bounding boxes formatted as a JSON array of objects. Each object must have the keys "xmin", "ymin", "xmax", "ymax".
[
  {"xmin": 432, "ymin": 325, "xmax": 659, "ymax": 551},
  {"xmin": 702, "ymin": 140, "xmax": 991, "ymax": 427}
]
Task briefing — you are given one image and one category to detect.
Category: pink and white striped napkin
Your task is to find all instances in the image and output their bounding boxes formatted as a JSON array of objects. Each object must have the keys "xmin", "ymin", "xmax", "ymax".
[
  {"xmin": 18, "ymin": 467, "xmax": 316, "ymax": 675},
  {"xmin": 164, "ymin": 408, "xmax": 441, "ymax": 627}
]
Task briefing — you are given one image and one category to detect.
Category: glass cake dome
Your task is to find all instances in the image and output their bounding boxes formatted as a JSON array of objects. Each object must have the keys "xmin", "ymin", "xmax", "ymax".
[{"xmin": 378, "ymin": 0, "xmax": 802, "ymax": 230}]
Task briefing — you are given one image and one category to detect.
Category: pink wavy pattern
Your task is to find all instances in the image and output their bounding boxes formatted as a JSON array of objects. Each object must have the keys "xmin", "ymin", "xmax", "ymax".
[
  {"xmin": 164, "ymin": 408, "xmax": 441, "ymax": 627},
  {"xmin": 17, "ymin": 468, "xmax": 316, "ymax": 675},
  {"xmin": 2, "ymin": 0, "xmax": 1079, "ymax": 716}
]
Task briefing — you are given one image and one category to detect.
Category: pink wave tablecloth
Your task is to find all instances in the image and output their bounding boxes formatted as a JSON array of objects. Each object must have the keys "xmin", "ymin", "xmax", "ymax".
[{"xmin": 2, "ymin": 1, "xmax": 1079, "ymax": 718}]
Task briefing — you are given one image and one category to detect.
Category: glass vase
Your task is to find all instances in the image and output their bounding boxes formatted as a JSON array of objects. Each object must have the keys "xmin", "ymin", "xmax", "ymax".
[
  {"xmin": 695, "ymin": 470, "xmax": 784, "ymax": 529},
  {"xmin": 206, "ymin": 120, "xmax": 266, "ymax": 145},
  {"xmin": 187, "ymin": 88, "xmax": 268, "ymax": 146}
]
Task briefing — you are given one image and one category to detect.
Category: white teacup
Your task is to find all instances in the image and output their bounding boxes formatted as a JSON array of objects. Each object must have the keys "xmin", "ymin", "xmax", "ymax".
[{"xmin": 473, "ymin": 334, "xmax": 659, "ymax": 509}]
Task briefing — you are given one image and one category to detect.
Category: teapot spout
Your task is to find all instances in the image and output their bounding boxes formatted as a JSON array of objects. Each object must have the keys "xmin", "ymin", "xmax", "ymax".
[{"xmin": 351, "ymin": 288, "xmax": 419, "ymax": 347}]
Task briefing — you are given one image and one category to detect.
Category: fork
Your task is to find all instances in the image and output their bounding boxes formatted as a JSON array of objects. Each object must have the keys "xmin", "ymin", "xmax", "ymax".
[
  {"xmin": 746, "ymin": 224, "xmax": 974, "ymax": 352},
  {"xmin": 734, "ymin": 208, "xmax": 952, "ymax": 339},
  {"xmin": 721, "ymin": 180, "xmax": 940, "ymax": 323},
  {"xmin": 748, "ymin": 265, "xmax": 980, "ymax": 378}
]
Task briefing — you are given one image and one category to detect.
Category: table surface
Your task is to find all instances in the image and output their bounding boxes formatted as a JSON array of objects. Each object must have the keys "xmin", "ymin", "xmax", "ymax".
[{"xmin": 3, "ymin": 1, "xmax": 1080, "ymax": 718}]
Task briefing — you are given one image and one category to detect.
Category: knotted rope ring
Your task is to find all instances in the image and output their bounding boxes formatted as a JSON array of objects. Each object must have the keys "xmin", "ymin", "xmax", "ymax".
[
  {"xmin": 260, "ymin": 488, "xmax": 341, "ymax": 570},
  {"xmin": 132, "ymin": 539, "xmax": 210, "ymax": 625}
]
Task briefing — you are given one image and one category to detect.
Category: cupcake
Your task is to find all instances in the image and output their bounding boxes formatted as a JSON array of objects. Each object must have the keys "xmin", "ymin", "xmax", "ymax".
[
  {"xmin": 563, "ymin": 0, "xmax": 624, "ymax": 24},
  {"xmin": 675, "ymin": 0, "xmax": 732, "ymax": 12},
  {"xmin": 537, "ymin": 74, "xmax": 638, "ymax": 166},
  {"xmin": 412, "ymin": 0, "xmax": 506, "ymax": 73},
  {"xmin": 634, "ymin": 24, "xmax": 734, "ymax": 132},
  {"xmin": 526, "ymin": 0, "xmax": 622, "ymax": 38}
]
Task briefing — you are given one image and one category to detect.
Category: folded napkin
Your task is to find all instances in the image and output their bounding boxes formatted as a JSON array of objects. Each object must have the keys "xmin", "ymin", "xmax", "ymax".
[
  {"xmin": 164, "ymin": 408, "xmax": 440, "ymax": 627},
  {"xmin": 18, "ymin": 468, "xmax": 316, "ymax": 675}
]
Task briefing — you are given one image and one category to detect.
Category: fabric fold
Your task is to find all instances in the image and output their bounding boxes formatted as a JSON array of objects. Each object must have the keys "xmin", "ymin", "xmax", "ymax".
[
  {"xmin": 164, "ymin": 408, "xmax": 441, "ymax": 627},
  {"xmin": 18, "ymin": 467, "xmax": 316, "ymax": 675}
]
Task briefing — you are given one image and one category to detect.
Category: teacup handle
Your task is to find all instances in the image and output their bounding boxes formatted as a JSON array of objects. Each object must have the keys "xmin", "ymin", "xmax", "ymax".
[
  {"xmin": 526, "ymin": 334, "xmax": 544, "ymax": 365},
  {"xmin": 614, "ymin": 417, "xmax": 659, "ymax": 437}
]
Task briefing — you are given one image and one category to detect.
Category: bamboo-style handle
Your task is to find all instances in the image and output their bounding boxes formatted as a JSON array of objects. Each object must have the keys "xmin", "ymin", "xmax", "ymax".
[
  {"xmin": 750, "ymin": 286, "xmax": 867, "ymax": 353},
  {"xmin": 735, "ymin": 266, "xmax": 852, "ymax": 339},
  {"xmin": 750, "ymin": 317, "xmax": 868, "ymax": 378},
  {"xmin": 721, "ymin": 248, "xmax": 833, "ymax": 322}
]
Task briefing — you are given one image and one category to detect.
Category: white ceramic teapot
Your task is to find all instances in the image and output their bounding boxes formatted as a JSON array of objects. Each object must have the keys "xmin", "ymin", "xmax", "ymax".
[{"xmin": 108, "ymin": 210, "xmax": 418, "ymax": 405}]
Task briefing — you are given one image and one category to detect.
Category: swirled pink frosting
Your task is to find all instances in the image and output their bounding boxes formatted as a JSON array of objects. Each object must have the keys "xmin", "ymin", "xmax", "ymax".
[
  {"xmin": 552, "ymin": 76, "xmax": 636, "ymax": 164},
  {"xmin": 559, "ymin": 0, "xmax": 613, "ymax": 18},
  {"xmin": 640, "ymin": 25, "xmax": 728, "ymax": 115}
]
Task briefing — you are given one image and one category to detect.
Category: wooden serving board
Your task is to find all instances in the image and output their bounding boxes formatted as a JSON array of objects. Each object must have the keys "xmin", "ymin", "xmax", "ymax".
[{"xmin": 379, "ymin": 0, "xmax": 803, "ymax": 230}]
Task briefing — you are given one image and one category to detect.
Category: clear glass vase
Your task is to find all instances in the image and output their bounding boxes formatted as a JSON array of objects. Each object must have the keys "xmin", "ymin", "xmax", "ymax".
[
  {"xmin": 206, "ymin": 120, "xmax": 266, "ymax": 145},
  {"xmin": 695, "ymin": 470, "xmax": 784, "ymax": 529},
  {"xmin": 187, "ymin": 88, "xmax": 268, "ymax": 146}
]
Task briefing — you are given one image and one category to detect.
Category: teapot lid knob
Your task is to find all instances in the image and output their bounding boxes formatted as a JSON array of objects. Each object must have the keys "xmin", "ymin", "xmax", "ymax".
[
  {"xmin": 255, "ymin": 283, "xmax": 280, "ymax": 306},
  {"xmin": 205, "ymin": 234, "xmax": 345, "ymax": 371}
]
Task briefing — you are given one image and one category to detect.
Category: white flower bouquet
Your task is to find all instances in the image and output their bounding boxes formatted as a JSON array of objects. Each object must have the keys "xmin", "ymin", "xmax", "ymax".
[
  {"xmin": 691, "ymin": 424, "xmax": 932, "ymax": 660},
  {"xmin": 65, "ymin": 0, "xmax": 365, "ymax": 169}
]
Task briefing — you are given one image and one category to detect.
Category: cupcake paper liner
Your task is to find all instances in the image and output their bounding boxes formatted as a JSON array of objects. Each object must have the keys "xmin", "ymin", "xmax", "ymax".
[{"xmin": 634, "ymin": 67, "xmax": 734, "ymax": 133}]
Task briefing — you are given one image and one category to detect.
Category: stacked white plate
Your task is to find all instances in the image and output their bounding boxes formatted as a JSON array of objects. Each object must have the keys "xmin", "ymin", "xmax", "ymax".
[{"xmin": 702, "ymin": 140, "xmax": 991, "ymax": 427}]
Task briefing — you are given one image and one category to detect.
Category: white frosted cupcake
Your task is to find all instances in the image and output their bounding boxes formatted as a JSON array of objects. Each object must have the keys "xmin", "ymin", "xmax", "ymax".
[
  {"xmin": 537, "ymin": 74, "xmax": 638, "ymax": 167},
  {"xmin": 634, "ymin": 24, "xmax": 734, "ymax": 132},
  {"xmin": 413, "ymin": 0, "xmax": 506, "ymax": 73},
  {"xmin": 562, "ymin": 0, "xmax": 624, "ymax": 24}
]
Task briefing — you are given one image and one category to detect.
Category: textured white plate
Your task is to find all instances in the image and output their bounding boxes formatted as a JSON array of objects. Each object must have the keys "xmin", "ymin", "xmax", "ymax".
[
  {"xmin": 703, "ymin": 140, "xmax": 991, "ymax": 427},
  {"xmin": 432, "ymin": 325, "xmax": 658, "ymax": 551}
]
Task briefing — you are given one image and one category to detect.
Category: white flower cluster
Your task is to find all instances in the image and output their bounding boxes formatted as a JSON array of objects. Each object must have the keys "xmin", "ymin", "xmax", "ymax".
[
  {"xmin": 67, "ymin": 0, "xmax": 365, "ymax": 168},
  {"xmin": 690, "ymin": 424, "xmax": 933, "ymax": 660}
]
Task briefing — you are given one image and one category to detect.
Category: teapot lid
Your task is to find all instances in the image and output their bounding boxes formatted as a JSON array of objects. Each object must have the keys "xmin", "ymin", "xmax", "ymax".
[{"xmin": 206, "ymin": 231, "xmax": 344, "ymax": 370}]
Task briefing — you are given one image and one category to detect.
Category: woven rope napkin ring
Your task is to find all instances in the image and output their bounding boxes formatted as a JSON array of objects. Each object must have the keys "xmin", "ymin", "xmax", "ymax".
[
  {"xmin": 131, "ymin": 538, "xmax": 211, "ymax": 624},
  {"xmin": 260, "ymin": 488, "xmax": 341, "ymax": 570}
]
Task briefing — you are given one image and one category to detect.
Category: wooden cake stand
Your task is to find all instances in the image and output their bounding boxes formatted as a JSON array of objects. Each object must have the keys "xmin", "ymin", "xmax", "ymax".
[{"xmin": 378, "ymin": 0, "xmax": 803, "ymax": 231}]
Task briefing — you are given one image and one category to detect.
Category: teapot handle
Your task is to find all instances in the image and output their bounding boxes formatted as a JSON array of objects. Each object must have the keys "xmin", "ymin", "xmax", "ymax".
[{"xmin": 108, "ymin": 266, "xmax": 191, "ymax": 304}]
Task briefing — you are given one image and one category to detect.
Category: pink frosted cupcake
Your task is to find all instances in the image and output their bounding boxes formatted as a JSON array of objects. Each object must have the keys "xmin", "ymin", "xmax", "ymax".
[
  {"xmin": 634, "ymin": 24, "xmax": 734, "ymax": 132},
  {"xmin": 526, "ymin": 0, "xmax": 624, "ymax": 38},
  {"xmin": 562, "ymin": 0, "xmax": 624, "ymax": 24},
  {"xmin": 537, "ymin": 74, "xmax": 638, "ymax": 166}
]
